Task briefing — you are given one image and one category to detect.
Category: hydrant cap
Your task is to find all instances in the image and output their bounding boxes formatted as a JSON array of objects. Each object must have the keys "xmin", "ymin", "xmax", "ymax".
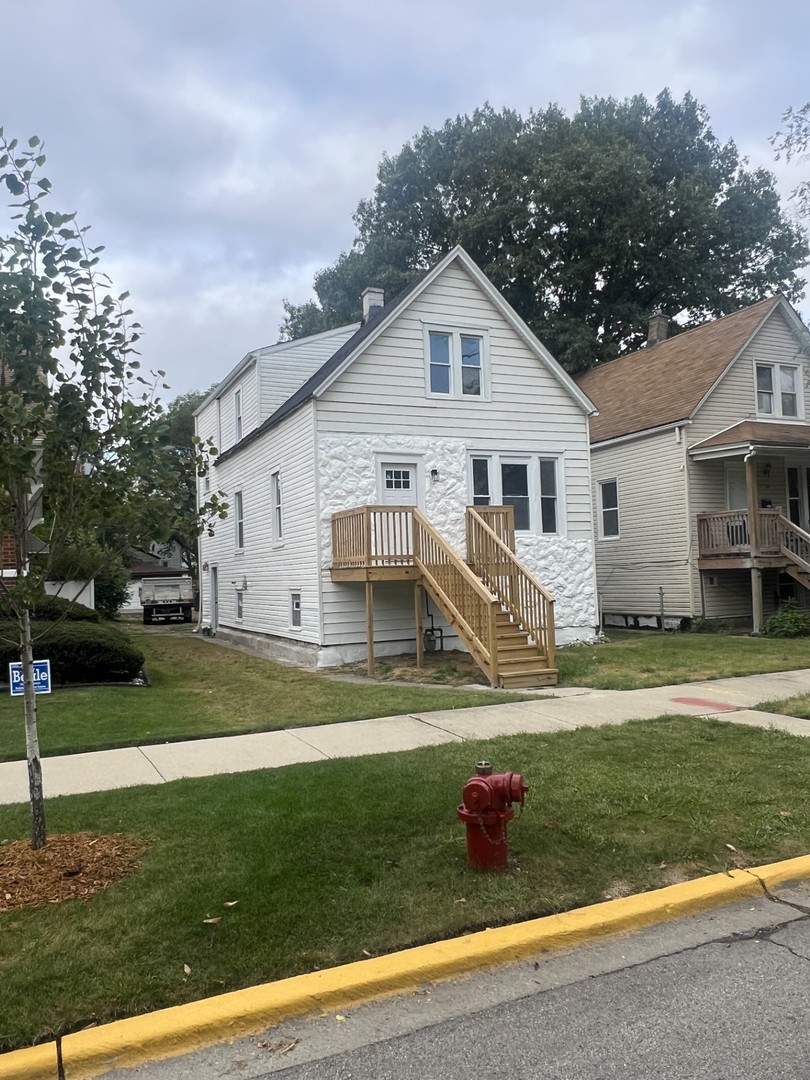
[{"xmin": 475, "ymin": 760, "xmax": 493, "ymax": 776}]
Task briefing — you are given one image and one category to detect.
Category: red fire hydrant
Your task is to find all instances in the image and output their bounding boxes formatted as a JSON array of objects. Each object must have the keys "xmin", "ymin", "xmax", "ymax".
[{"xmin": 457, "ymin": 761, "xmax": 528, "ymax": 871}]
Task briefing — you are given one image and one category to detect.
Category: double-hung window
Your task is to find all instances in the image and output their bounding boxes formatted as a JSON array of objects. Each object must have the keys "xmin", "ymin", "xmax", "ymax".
[
  {"xmin": 271, "ymin": 471, "xmax": 283, "ymax": 543},
  {"xmin": 598, "ymin": 479, "xmax": 619, "ymax": 539},
  {"xmin": 427, "ymin": 329, "xmax": 487, "ymax": 399},
  {"xmin": 290, "ymin": 592, "xmax": 302, "ymax": 629},
  {"xmin": 756, "ymin": 363, "xmax": 800, "ymax": 418},
  {"xmin": 234, "ymin": 490, "xmax": 244, "ymax": 549},
  {"xmin": 469, "ymin": 455, "xmax": 561, "ymax": 534}
]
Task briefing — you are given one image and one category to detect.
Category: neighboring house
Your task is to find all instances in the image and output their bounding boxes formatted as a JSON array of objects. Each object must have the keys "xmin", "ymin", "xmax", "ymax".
[
  {"xmin": 195, "ymin": 246, "xmax": 599, "ymax": 688},
  {"xmin": 576, "ymin": 296, "xmax": 810, "ymax": 633}
]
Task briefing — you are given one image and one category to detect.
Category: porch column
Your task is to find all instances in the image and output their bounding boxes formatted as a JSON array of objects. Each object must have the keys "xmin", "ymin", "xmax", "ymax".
[
  {"xmin": 365, "ymin": 580, "xmax": 375, "ymax": 676},
  {"xmin": 745, "ymin": 454, "xmax": 760, "ymax": 556},
  {"xmin": 751, "ymin": 568, "xmax": 764, "ymax": 635}
]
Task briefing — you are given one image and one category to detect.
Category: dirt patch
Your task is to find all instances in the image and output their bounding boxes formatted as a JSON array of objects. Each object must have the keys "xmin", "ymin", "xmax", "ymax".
[
  {"xmin": 601, "ymin": 879, "xmax": 635, "ymax": 901},
  {"xmin": 342, "ymin": 650, "xmax": 488, "ymax": 686},
  {"xmin": 0, "ymin": 832, "xmax": 147, "ymax": 913}
]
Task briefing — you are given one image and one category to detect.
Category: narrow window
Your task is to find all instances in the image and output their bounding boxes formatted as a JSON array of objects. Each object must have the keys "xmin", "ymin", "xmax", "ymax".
[
  {"xmin": 781, "ymin": 366, "xmax": 798, "ymax": 417},
  {"xmin": 236, "ymin": 590, "xmax": 243, "ymax": 620},
  {"xmin": 471, "ymin": 458, "xmax": 491, "ymax": 506},
  {"xmin": 234, "ymin": 490, "xmax": 244, "ymax": 548},
  {"xmin": 756, "ymin": 365, "xmax": 774, "ymax": 414},
  {"xmin": 460, "ymin": 336, "xmax": 482, "ymax": 396},
  {"xmin": 203, "ymin": 470, "xmax": 211, "ymax": 494},
  {"xmin": 787, "ymin": 466, "xmax": 802, "ymax": 525},
  {"xmin": 271, "ymin": 471, "xmax": 283, "ymax": 541},
  {"xmin": 599, "ymin": 479, "xmax": 619, "ymax": 538},
  {"xmin": 234, "ymin": 388, "xmax": 243, "ymax": 441},
  {"xmin": 501, "ymin": 463, "xmax": 530, "ymax": 531},
  {"xmin": 290, "ymin": 592, "xmax": 302, "ymax": 628},
  {"xmin": 429, "ymin": 332, "xmax": 451, "ymax": 394},
  {"xmin": 539, "ymin": 459, "xmax": 558, "ymax": 533}
]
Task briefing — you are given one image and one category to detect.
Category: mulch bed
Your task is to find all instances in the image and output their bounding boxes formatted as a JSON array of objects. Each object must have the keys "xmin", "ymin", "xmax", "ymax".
[{"xmin": 0, "ymin": 832, "xmax": 148, "ymax": 913}]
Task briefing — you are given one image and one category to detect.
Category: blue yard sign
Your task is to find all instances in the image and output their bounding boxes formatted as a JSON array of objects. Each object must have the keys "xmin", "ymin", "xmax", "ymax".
[{"xmin": 8, "ymin": 660, "xmax": 52, "ymax": 696}]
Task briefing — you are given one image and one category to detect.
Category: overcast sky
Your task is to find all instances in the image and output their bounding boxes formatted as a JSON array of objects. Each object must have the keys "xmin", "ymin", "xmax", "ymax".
[{"xmin": 1, "ymin": 0, "xmax": 808, "ymax": 398}]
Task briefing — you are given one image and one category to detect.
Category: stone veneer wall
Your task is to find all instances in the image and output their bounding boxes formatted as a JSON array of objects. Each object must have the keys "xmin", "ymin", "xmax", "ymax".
[{"xmin": 318, "ymin": 434, "xmax": 597, "ymax": 647}]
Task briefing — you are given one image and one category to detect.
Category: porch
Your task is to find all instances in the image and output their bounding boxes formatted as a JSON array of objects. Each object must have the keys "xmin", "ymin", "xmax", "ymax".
[{"xmin": 330, "ymin": 504, "xmax": 556, "ymax": 689}]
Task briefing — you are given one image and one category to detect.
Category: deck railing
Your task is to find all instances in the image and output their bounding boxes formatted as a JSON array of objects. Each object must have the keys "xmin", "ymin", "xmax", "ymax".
[
  {"xmin": 466, "ymin": 507, "xmax": 556, "ymax": 666},
  {"xmin": 332, "ymin": 505, "xmax": 415, "ymax": 568},
  {"xmin": 779, "ymin": 515, "xmax": 810, "ymax": 570},
  {"xmin": 696, "ymin": 509, "xmax": 782, "ymax": 557}
]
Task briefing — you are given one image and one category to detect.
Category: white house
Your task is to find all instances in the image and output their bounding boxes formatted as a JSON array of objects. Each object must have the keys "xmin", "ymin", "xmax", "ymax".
[
  {"xmin": 577, "ymin": 296, "xmax": 810, "ymax": 633},
  {"xmin": 195, "ymin": 247, "xmax": 598, "ymax": 688}
]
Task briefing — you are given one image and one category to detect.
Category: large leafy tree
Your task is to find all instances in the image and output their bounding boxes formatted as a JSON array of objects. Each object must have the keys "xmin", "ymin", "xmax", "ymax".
[
  {"xmin": 0, "ymin": 132, "xmax": 224, "ymax": 848},
  {"xmin": 281, "ymin": 91, "xmax": 808, "ymax": 371},
  {"xmin": 150, "ymin": 385, "xmax": 219, "ymax": 576},
  {"xmin": 772, "ymin": 102, "xmax": 810, "ymax": 221}
]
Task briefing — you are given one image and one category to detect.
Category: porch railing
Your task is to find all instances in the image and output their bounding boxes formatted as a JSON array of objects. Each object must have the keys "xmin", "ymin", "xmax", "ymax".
[
  {"xmin": 779, "ymin": 515, "xmax": 810, "ymax": 571},
  {"xmin": 468, "ymin": 505, "xmax": 516, "ymax": 552},
  {"xmin": 332, "ymin": 505, "xmax": 415, "ymax": 568},
  {"xmin": 696, "ymin": 509, "xmax": 782, "ymax": 557}
]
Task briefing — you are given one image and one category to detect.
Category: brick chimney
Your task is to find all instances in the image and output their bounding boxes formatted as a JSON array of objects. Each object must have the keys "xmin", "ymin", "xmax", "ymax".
[
  {"xmin": 361, "ymin": 286, "xmax": 385, "ymax": 324},
  {"xmin": 647, "ymin": 310, "xmax": 669, "ymax": 347}
]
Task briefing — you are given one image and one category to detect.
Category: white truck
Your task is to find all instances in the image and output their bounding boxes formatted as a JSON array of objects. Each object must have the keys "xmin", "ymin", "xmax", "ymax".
[{"xmin": 139, "ymin": 576, "xmax": 195, "ymax": 625}]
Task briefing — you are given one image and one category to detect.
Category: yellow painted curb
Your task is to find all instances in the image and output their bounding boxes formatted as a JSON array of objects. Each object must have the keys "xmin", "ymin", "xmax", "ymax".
[{"xmin": 4, "ymin": 853, "xmax": 810, "ymax": 1080}]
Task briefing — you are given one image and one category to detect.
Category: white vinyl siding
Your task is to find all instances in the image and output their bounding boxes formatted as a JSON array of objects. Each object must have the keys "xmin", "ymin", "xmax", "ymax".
[
  {"xmin": 197, "ymin": 403, "xmax": 321, "ymax": 642},
  {"xmin": 592, "ymin": 429, "xmax": 691, "ymax": 617},
  {"xmin": 255, "ymin": 325, "xmax": 360, "ymax": 419}
]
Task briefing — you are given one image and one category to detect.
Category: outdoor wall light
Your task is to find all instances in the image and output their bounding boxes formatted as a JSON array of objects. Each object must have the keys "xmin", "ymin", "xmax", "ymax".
[
  {"xmin": 763, "ymin": 462, "xmax": 772, "ymax": 478},
  {"xmin": 430, "ymin": 468, "xmax": 440, "ymax": 482}
]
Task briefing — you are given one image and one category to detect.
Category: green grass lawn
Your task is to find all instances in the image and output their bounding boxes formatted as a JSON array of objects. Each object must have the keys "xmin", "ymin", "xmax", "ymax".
[
  {"xmin": 557, "ymin": 630, "xmax": 810, "ymax": 689},
  {"xmin": 0, "ymin": 630, "xmax": 529, "ymax": 762},
  {"xmin": 755, "ymin": 693, "xmax": 810, "ymax": 719},
  {"xmin": 2, "ymin": 716, "xmax": 809, "ymax": 1051}
]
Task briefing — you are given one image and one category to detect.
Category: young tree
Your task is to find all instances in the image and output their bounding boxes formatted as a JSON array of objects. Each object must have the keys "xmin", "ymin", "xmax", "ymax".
[
  {"xmin": 0, "ymin": 132, "xmax": 225, "ymax": 849},
  {"xmin": 772, "ymin": 103, "xmax": 810, "ymax": 221},
  {"xmin": 281, "ymin": 92, "xmax": 808, "ymax": 371}
]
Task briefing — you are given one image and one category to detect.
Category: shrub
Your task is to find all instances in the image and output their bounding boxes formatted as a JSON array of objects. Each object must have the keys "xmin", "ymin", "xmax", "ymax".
[
  {"xmin": 763, "ymin": 600, "xmax": 810, "ymax": 639},
  {"xmin": 0, "ymin": 622, "xmax": 144, "ymax": 683},
  {"xmin": 0, "ymin": 594, "xmax": 100, "ymax": 623},
  {"xmin": 93, "ymin": 558, "xmax": 132, "ymax": 619},
  {"xmin": 689, "ymin": 616, "xmax": 718, "ymax": 634}
]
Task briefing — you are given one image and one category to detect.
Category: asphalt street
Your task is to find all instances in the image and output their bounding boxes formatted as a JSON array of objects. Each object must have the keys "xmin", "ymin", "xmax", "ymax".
[{"xmin": 112, "ymin": 883, "xmax": 810, "ymax": 1080}]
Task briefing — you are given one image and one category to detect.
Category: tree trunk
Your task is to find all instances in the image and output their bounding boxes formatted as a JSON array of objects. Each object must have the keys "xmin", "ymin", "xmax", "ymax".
[{"xmin": 20, "ymin": 607, "xmax": 46, "ymax": 849}]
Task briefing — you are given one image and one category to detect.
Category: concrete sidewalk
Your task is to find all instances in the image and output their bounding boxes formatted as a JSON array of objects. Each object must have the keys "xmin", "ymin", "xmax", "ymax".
[{"xmin": 2, "ymin": 669, "xmax": 810, "ymax": 805}]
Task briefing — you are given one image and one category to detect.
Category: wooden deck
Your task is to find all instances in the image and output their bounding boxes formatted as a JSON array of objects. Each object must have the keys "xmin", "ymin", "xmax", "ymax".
[{"xmin": 697, "ymin": 509, "xmax": 784, "ymax": 569}]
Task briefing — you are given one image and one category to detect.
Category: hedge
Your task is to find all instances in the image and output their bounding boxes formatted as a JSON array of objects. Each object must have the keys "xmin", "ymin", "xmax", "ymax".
[
  {"xmin": 0, "ymin": 622, "xmax": 144, "ymax": 684},
  {"xmin": 0, "ymin": 595, "xmax": 100, "ymax": 623}
]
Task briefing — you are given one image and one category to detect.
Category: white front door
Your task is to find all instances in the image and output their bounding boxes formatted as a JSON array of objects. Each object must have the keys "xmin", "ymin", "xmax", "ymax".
[{"xmin": 379, "ymin": 462, "xmax": 419, "ymax": 506}]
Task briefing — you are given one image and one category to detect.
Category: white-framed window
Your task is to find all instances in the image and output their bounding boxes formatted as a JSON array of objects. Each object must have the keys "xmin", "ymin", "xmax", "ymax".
[
  {"xmin": 425, "ymin": 326, "xmax": 489, "ymax": 399},
  {"xmin": 235, "ymin": 590, "xmax": 244, "ymax": 620},
  {"xmin": 271, "ymin": 471, "xmax": 283, "ymax": 543},
  {"xmin": 234, "ymin": 490, "xmax": 244, "ymax": 549},
  {"xmin": 290, "ymin": 591, "xmax": 302, "ymax": 630},
  {"xmin": 756, "ymin": 362, "xmax": 800, "ymax": 419},
  {"xmin": 469, "ymin": 454, "xmax": 562, "ymax": 534},
  {"xmin": 234, "ymin": 388, "xmax": 243, "ymax": 441},
  {"xmin": 203, "ymin": 470, "xmax": 211, "ymax": 494},
  {"xmin": 598, "ymin": 479, "xmax": 620, "ymax": 539}
]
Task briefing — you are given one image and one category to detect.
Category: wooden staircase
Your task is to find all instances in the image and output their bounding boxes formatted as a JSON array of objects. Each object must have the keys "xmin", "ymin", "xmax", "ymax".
[
  {"xmin": 331, "ymin": 503, "xmax": 557, "ymax": 688},
  {"xmin": 780, "ymin": 516, "xmax": 810, "ymax": 591}
]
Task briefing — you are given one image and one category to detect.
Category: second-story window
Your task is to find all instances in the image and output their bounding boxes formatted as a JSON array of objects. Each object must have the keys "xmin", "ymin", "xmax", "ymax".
[
  {"xmin": 756, "ymin": 363, "xmax": 799, "ymax": 418},
  {"xmin": 271, "ymin": 471, "xmax": 283, "ymax": 542},
  {"xmin": 427, "ymin": 329, "xmax": 487, "ymax": 398},
  {"xmin": 234, "ymin": 388, "xmax": 243, "ymax": 441},
  {"xmin": 234, "ymin": 490, "xmax": 244, "ymax": 549}
]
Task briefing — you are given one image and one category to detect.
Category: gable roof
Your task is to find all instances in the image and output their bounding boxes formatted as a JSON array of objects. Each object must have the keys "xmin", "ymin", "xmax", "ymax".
[
  {"xmin": 576, "ymin": 296, "xmax": 792, "ymax": 445},
  {"xmin": 217, "ymin": 246, "xmax": 596, "ymax": 464}
]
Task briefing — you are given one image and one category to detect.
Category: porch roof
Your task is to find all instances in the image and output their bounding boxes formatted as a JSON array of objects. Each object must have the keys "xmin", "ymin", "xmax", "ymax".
[{"xmin": 689, "ymin": 420, "xmax": 810, "ymax": 460}]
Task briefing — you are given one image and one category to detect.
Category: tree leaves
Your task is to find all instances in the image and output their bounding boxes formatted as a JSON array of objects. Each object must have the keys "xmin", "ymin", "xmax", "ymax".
[{"xmin": 281, "ymin": 92, "xmax": 808, "ymax": 372}]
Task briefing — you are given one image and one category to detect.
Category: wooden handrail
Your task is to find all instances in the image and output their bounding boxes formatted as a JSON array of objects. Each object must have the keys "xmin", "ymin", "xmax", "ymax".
[
  {"xmin": 468, "ymin": 505, "xmax": 515, "ymax": 552},
  {"xmin": 466, "ymin": 507, "xmax": 556, "ymax": 668},
  {"xmin": 412, "ymin": 508, "xmax": 501, "ymax": 685},
  {"xmin": 778, "ymin": 514, "xmax": 810, "ymax": 570},
  {"xmin": 697, "ymin": 509, "xmax": 782, "ymax": 557}
]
